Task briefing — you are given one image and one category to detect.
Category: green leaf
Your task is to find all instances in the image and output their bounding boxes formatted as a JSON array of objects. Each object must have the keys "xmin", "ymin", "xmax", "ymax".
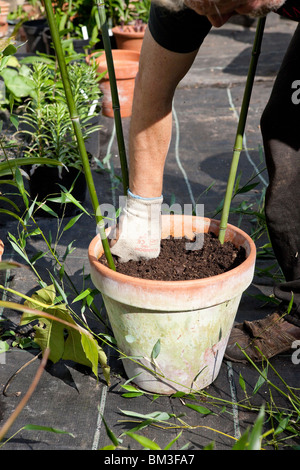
[
  {"xmin": 233, "ymin": 406, "xmax": 265, "ymax": 450},
  {"xmin": 9, "ymin": 114, "xmax": 19, "ymax": 130},
  {"xmin": 36, "ymin": 203, "xmax": 58, "ymax": 218},
  {"xmin": 15, "ymin": 167, "xmax": 29, "ymax": 208},
  {"xmin": 29, "ymin": 251, "xmax": 47, "ymax": 265},
  {"xmin": 0, "ymin": 209, "xmax": 26, "ymax": 226},
  {"xmin": 0, "ymin": 157, "xmax": 62, "ymax": 177},
  {"xmin": 274, "ymin": 416, "xmax": 291, "ymax": 436},
  {"xmin": 253, "ymin": 366, "xmax": 268, "ymax": 394},
  {"xmin": 18, "ymin": 285, "xmax": 107, "ymax": 380},
  {"xmin": 121, "ymin": 384, "xmax": 142, "ymax": 393},
  {"xmin": 232, "ymin": 429, "xmax": 250, "ymax": 450},
  {"xmin": 126, "ymin": 432, "xmax": 161, "ymax": 450},
  {"xmin": 120, "ymin": 410, "xmax": 172, "ymax": 422},
  {"xmin": 1, "ymin": 67, "xmax": 35, "ymax": 97},
  {"xmin": 72, "ymin": 287, "xmax": 94, "ymax": 303},
  {"xmin": 185, "ymin": 403, "xmax": 213, "ymax": 415},
  {"xmin": 0, "ymin": 196, "xmax": 20, "ymax": 212},
  {"xmin": 101, "ymin": 416, "xmax": 119, "ymax": 446},
  {"xmin": 63, "ymin": 213, "xmax": 83, "ymax": 231},
  {"xmin": 2, "ymin": 43, "xmax": 17, "ymax": 56},
  {"xmin": 239, "ymin": 372, "xmax": 246, "ymax": 392},
  {"xmin": 247, "ymin": 406, "xmax": 265, "ymax": 450},
  {"xmin": 122, "ymin": 392, "xmax": 144, "ymax": 398},
  {"xmin": 0, "ymin": 340, "xmax": 9, "ymax": 353},
  {"xmin": 164, "ymin": 431, "xmax": 183, "ymax": 450},
  {"xmin": 8, "ymin": 239, "xmax": 30, "ymax": 263},
  {"xmin": 58, "ymin": 187, "xmax": 90, "ymax": 215},
  {"xmin": 23, "ymin": 424, "xmax": 74, "ymax": 437},
  {"xmin": 151, "ymin": 338, "xmax": 161, "ymax": 360}
]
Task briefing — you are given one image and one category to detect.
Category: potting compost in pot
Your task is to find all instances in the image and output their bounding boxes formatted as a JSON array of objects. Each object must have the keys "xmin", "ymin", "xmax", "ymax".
[
  {"xmin": 88, "ymin": 215, "xmax": 256, "ymax": 394},
  {"xmin": 101, "ymin": 233, "xmax": 246, "ymax": 281}
]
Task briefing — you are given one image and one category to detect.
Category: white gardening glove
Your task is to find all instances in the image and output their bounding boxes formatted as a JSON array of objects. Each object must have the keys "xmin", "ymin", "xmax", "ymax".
[{"xmin": 110, "ymin": 190, "xmax": 163, "ymax": 263}]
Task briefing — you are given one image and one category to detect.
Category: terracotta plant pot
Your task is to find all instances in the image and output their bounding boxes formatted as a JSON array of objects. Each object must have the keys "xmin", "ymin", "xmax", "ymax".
[
  {"xmin": 0, "ymin": 1, "xmax": 9, "ymax": 25},
  {"xmin": 88, "ymin": 215, "xmax": 256, "ymax": 394},
  {"xmin": 0, "ymin": 21, "xmax": 8, "ymax": 37},
  {"xmin": 112, "ymin": 25, "xmax": 146, "ymax": 53},
  {"xmin": 87, "ymin": 49, "xmax": 140, "ymax": 118},
  {"xmin": 0, "ymin": 239, "xmax": 4, "ymax": 262}
]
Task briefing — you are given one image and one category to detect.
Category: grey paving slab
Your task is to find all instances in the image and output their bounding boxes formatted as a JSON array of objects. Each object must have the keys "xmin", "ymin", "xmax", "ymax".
[{"xmin": 1, "ymin": 14, "xmax": 299, "ymax": 451}]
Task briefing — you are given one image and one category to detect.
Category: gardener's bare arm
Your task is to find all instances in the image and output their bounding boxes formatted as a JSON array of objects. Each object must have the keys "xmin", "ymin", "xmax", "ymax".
[
  {"xmin": 109, "ymin": 28, "xmax": 198, "ymax": 262},
  {"xmin": 129, "ymin": 27, "xmax": 199, "ymax": 198}
]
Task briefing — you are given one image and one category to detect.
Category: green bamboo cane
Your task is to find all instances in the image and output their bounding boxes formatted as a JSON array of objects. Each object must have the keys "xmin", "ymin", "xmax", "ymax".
[
  {"xmin": 97, "ymin": 0, "xmax": 129, "ymax": 195},
  {"xmin": 218, "ymin": 17, "xmax": 266, "ymax": 244},
  {"xmin": 43, "ymin": 0, "xmax": 116, "ymax": 271}
]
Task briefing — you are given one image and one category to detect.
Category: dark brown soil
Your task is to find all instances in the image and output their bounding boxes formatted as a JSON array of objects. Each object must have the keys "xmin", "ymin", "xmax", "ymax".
[{"xmin": 100, "ymin": 233, "xmax": 246, "ymax": 281}]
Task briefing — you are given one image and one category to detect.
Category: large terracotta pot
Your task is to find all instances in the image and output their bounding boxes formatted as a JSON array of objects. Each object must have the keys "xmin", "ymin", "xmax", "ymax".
[
  {"xmin": 87, "ymin": 49, "xmax": 140, "ymax": 118},
  {"xmin": 88, "ymin": 215, "xmax": 256, "ymax": 394},
  {"xmin": 112, "ymin": 25, "xmax": 146, "ymax": 53}
]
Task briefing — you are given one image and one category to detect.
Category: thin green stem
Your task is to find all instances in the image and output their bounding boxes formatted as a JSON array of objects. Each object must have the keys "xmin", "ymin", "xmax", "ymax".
[
  {"xmin": 97, "ymin": 0, "xmax": 129, "ymax": 195},
  {"xmin": 43, "ymin": 0, "xmax": 115, "ymax": 270},
  {"xmin": 219, "ymin": 17, "xmax": 266, "ymax": 243}
]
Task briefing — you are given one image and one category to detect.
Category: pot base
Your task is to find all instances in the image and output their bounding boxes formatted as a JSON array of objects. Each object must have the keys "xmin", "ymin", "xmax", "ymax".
[{"xmin": 103, "ymin": 292, "xmax": 242, "ymax": 394}]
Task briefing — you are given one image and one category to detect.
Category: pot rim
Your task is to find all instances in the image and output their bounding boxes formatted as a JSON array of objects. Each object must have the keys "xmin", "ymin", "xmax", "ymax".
[
  {"xmin": 88, "ymin": 215, "xmax": 256, "ymax": 289},
  {"xmin": 87, "ymin": 49, "xmax": 140, "ymax": 78},
  {"xmin": 112, "ymin": 25, "xmax": 146, "ymax": 38}
]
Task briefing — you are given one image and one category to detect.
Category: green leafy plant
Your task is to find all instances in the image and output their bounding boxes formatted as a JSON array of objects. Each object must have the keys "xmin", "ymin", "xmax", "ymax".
[
  {"xmin": 15, "ymin": 60, "xmax": 102, "ymax": 171},
  {"xmin": 51, "ymin": 0, "xmax": 101, "ymax": 47},
  {"xmin": 105, "ymin": 0, "xmax": 150, "ymax": 27}
]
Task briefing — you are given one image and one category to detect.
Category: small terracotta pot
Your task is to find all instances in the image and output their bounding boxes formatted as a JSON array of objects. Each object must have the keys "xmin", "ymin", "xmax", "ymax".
[
  {"xmin": 0, "ymin": 239, "xmax": 4, "ymax": 262},
  {"xmin": 88, "ymin": 215, "xmax": 256, "ymax": 394},
  {"xmin": 0, "ymin": 1, "xmax": 9, "ymax": 25},
  {"xmin": 87, "ymin": 49, "xmax": 140, "ymax": 118},
  {"xmin": 112, "ymin": 25, "xmax": 146, "ymax": 53},
  {"xmin": 0, "ymin": 21, "xmax": 8, "ymax": 37}
]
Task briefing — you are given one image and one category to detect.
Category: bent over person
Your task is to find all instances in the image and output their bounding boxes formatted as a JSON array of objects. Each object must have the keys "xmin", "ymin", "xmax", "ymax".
[{"xmin": 110, "ymin": 0, "xmax": 300, "ymax": 361}]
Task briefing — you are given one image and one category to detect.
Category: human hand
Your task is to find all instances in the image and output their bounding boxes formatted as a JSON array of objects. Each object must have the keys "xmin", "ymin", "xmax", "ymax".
[
  {"xmin": 109, "ymin": 190, "xmax": 163, "ymax": 263},
  {"xmin": 184, "ymin": 0, "xmax": 286, "ymax": 27}
]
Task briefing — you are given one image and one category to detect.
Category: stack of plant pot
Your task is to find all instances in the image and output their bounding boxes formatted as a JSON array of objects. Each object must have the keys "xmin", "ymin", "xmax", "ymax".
[
  {"xmin": 87, "ymin": 49, "xmax": 140, "ymax": 118},
  {"xmin": 0, "ymin": 1, "xmax": 9, "ymax": 38}
]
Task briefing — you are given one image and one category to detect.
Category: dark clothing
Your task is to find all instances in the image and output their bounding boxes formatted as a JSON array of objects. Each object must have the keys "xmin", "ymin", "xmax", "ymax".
[
  {"xmin": 148, "ymin": 2, "xmax": 300, "ymax": 55},
  {"xmin": 276, "ymin": 0, "xmax": 300, "ymax": 20},
  {"xmin": 149, "ymin": 4, "xmax": 300, "ymax": 319},
  {"xmin": 148, "ymin": 4, "xmax": 211, "ymax": 53},
  {"xmin": 261, "ymin": 23, "xmax": 300, "ymax": 320}
]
